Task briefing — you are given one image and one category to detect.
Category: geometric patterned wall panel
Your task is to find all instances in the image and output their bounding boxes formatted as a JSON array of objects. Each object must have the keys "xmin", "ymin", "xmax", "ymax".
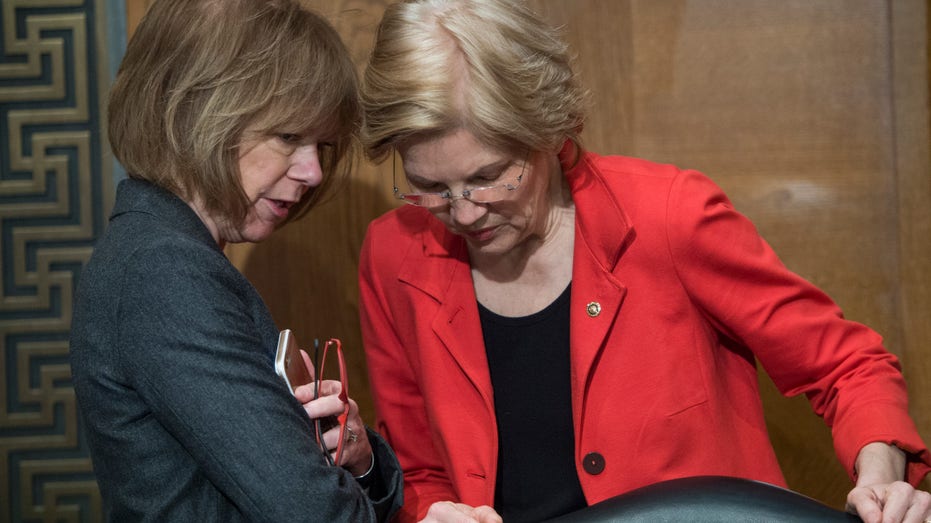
[{"xmin": 1, "ymin": 1, "xmax": 119, "ymax": 521}]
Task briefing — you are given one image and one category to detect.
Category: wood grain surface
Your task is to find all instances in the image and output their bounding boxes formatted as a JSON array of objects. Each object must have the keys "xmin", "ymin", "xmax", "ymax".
[{"xmin": 215, "ymin": 0, "xmax": 930, "ymax": 508}]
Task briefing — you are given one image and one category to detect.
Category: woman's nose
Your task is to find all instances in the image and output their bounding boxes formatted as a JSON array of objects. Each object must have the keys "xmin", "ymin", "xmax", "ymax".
[
  {"xmin": 449, "ymin": 198, "xmax": 487, "ymax": 226},
  {"xmin": 289, "ymin": 145, "xmax": 324, "ymax": 186}
]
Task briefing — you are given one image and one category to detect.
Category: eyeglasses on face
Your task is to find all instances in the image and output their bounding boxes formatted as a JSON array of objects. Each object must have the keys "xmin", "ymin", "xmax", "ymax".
[
  {"xmin": 393, "ymin": 150, "xmax": 530, "ymax": 209},
  {"xmin": 312, "ymin": 338, "xmax": 349, "ymax": 467}
]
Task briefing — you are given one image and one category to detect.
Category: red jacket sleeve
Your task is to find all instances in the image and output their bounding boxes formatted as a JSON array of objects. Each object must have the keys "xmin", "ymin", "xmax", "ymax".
[{"xmin": 665, "ymin": 169, "xmax": 931, "ymax": 485}]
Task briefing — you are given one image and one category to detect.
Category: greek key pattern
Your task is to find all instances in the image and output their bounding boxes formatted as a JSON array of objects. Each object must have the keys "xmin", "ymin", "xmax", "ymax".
[{"xmin": 1, "ymin": 1, "xmax": 115, "ymax": 521}]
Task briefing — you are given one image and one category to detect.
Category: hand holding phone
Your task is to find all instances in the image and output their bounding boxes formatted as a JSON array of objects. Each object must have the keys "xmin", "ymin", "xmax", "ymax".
[{"xmin": 275, "ymin": 329, "xmax": 339, "ymax": 432}]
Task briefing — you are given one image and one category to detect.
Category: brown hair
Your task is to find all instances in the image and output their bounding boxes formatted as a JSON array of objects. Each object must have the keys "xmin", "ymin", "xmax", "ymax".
[
  {"xmin": 361, "ymin": 0, "xmax": 587, "ymax": 161},
  {"xmin": 108, "ymin": 0, "xmax": 360, "ymax": 224}
]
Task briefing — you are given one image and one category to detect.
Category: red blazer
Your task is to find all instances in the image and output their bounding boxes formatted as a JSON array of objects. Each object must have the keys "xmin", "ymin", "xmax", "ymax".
[{"xmin": 359, "ymin": 150, "xmax": 930, "ymax": 522}]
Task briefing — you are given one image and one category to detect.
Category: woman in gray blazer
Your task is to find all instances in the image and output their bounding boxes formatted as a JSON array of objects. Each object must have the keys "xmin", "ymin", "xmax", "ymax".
[{"xmin": 68, "ymin": 0, "xmax": 402, "ymax": 520}]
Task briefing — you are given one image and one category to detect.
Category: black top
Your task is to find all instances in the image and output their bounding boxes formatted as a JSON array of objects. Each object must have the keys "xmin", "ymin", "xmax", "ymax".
[{"xmin": 479, "ymin": 283, "xmax": 586, "ymax": 523}]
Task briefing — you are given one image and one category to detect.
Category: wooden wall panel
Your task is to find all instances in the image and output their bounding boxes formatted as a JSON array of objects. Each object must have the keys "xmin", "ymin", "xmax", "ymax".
[
  {"xmin": 894, "ymin": 0, "xmax": 931, "ymax": 450},
  {"xmin": 221, "ymin": 0, "xmax": 931, "ymax": 510},
  {"xmin": 125, "ymin": 0, "xmax": 153, "ymax": 36}
]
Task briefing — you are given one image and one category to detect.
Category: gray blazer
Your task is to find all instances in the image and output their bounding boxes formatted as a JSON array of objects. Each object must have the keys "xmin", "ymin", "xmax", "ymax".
[{"xmin": 70, "ymin": 178, "xmax": 402, "ymax": 522}]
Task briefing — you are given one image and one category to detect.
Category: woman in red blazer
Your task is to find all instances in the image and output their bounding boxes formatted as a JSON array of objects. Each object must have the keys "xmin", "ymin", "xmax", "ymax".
[{"xmin": 358, "ymin": 1, "xmax": 931, "ymax": 522}]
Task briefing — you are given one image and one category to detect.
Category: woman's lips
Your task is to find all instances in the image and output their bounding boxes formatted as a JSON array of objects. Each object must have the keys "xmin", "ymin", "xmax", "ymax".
[
  {"xmin": 265, "ymin": 198, "xmax": 293, "ymax": 219},
  {"xmin": 464, "ymin": 226, "xmax": 496, "ymax": 242}
]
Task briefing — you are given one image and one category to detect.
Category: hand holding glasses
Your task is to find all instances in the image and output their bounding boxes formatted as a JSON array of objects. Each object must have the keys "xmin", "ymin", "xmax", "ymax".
[
  {"xmin": 275, "ymin": 330, "xmax": 351, "ymax": 466},
  {"xmin": 312, "ymin": 338, "xmax": 350, "ymax": 466}
]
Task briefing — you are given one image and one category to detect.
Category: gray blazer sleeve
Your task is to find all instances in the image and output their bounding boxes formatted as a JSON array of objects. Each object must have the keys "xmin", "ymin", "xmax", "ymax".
[{"xmin": 114, "ymin": 241, "xmax": 398, "ymax": 521}]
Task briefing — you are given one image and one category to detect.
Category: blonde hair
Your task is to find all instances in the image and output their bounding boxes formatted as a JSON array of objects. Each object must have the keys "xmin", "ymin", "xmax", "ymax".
[
  {"xmin": 108, "ymin": 0, "xmax": 360, "ymax": 224},
  {"xmin": 361, "ymin": 0, "xmax": 587, "ymax": 161}
]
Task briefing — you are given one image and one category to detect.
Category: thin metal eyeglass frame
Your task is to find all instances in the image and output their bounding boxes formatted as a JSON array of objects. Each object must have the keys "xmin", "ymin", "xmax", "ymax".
[
  {"xmin": 312, "ymin": 338, "xmax": 349, "ymax": 467},
  {"xmin": 392, "ymin": 149, "xmax": 529, "ymax": 208}
]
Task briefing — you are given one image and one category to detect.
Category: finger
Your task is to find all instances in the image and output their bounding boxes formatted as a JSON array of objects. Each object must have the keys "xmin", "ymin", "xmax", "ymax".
[
  {"xmin": 344, "ymin": 400, "xmax": 366, "ymax": 429},
  {"xmin": 471, "ymin": 505, "xmax": 503, "ymax": 523},
  {"xmin": 318, "ymin": 424, "xmax": 343, "ymax": 452},
  {"xmin": 902, "ymin": 489, "xmax": 931, "ymax": 523},
  {"xmin": 292, "ymin": 381, "xmax": 323, "ymax": 403},
  {"xmin": 319, "ymin": 422, "xmax": 360, "ymax": 447},
  {"xmin": 297, "ymin": 379, "xmax": 345, "ymax": 409},
  {"xmin": 847, "ymin": 486, "xmax": 883, "ymax": 523},
  {"xmin": 315, "ymin": 379, "xmax": 344, "ymax": 397},
  {"xmin": 337, "ymin": 426, "xmax": 373, "ymax": 473},
  {"xmin": 302, "ymin": 393, "xmax": 346, "ymax": 419},
  {"xmin": 878, "ymin": 482, "xmax": 916, "ymax": 523},
  {"xmin": 423, "ymin": 501, "xmax": 479, "ymax": 523}
]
